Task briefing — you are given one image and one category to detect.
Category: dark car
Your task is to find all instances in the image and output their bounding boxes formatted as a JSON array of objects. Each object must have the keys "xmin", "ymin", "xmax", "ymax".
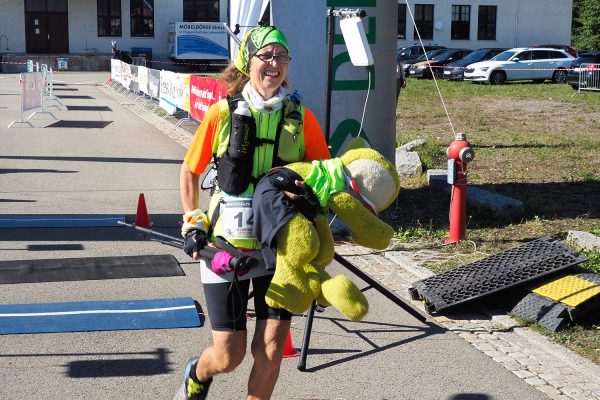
[
  {"xmin": 400, "ymin": 48, "xmax": 448, "ymax": 76},
  {"xmin": 409, "ymin": 49, "xmax": 472, "ymax": 79},
  {"xmin": 566, "ymin": 51, "xmax": 600, "ymax": 90},
  {"xmin": 397, "ymin": 44, "xmax": 447, "ymax": 64},
  {"xmin": 443, "ymin": 48, "xmax": 507, "ymax": 81},
  {"xmin": 530, "ymin": 43, "xmax": 577, "ymax": 58}
]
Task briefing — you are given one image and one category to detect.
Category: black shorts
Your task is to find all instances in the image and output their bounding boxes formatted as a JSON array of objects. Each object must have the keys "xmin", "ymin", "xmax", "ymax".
[{"xmin": 203, "ymin": 274, "xmax": 292, "ymax": 332}]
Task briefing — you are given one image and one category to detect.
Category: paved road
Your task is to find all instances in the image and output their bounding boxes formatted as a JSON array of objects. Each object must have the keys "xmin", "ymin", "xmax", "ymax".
[{"xmin": 0, "ymin": 71, "xmax": 552, "ymax": 399}]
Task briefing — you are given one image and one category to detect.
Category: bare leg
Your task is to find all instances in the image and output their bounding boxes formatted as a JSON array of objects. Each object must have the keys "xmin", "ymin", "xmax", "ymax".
[
  {"xmin": 195, "ymin": 330, "xmax": 247, "ymax": 381},
  {"xmin": 247, "ymin": 319, "xmax": 292, "ymax": 400}
]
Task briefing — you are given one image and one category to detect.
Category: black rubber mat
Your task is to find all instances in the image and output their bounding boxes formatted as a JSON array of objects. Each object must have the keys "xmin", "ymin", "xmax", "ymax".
[
  {"xmin": 409, "ymin": 237, "xmax": 588, "ymax": 314},
  {"xmin": 53, "ymin": 88, "xmax": 79, "ymax": 91},
  {"xmin": 0, "ymin": 254, "xmax": 183, "ymax": 284},
  {"xmin": 66, "ymin": 105, "xmax": 112, "ymax": 111},
  {"xmin": 56, "ymin": 95, "xmax": 94, "ymax": 99},
  {"xmin": 45, "ymin": 120, "xmax": 112, "ymax": 128},
  {"xmin": 511, "ymin": 292, "xmax": 570, "ymax": 331}
]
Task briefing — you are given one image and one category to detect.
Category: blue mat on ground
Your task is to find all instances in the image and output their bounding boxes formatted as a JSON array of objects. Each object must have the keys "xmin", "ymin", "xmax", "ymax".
[
  {"xmin": 0, "ymin": 214, "xmax": 125, "ymax": 228},
  {"xmin": 0, "ymin": 297, "xmax": 202, "ymax": 334}
]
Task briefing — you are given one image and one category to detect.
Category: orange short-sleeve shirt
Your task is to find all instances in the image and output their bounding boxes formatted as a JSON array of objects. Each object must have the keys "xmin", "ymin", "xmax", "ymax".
[{"xmin": 184, "ymin": 103, "xmax": 330, "ymax": 175}]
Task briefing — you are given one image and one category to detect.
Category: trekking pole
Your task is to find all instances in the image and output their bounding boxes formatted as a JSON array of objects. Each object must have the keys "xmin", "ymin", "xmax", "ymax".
[
  {"xmin": 296, "ymin": 252, "xmax": 427, "ymax": 371},
  {"xmin": 118, "ymin": 221, "xmax": 257, "ymax": 268}
]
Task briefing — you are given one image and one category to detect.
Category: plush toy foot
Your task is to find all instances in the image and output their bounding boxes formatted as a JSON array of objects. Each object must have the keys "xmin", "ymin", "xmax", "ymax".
[
  {"xmin": 266, "ymin": 261, "xmax": 321, "ymax": 314},
  {"xmin": 318, "ymin": 272, "xmax": 369, "ymax": 321}
]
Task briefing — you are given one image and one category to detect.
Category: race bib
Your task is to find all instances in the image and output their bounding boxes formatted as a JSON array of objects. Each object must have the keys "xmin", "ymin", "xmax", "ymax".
[{"xmin": 219, "ymin": 195, "xmax": 254, "ymax": 240}]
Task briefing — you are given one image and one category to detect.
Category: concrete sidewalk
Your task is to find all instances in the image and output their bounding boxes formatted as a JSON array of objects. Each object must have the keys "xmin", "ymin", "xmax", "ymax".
[{"xmin": 0, "ymin": 71, "xmax": 596, "ymax": 399}]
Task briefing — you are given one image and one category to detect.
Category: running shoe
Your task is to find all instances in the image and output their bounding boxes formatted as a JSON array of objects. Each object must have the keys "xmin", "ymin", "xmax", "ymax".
[{"xmin": 173, "ymin": 357, "xmax": 212, "ymax": 400}]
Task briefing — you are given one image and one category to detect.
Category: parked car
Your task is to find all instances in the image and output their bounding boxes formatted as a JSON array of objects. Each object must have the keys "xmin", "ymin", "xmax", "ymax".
[
  {"xmin": 400, "ymin": 48, "xmax": 448, "ymax": 76},
  {"xmin": 409, "ymin": 49, "xmax": 472, "ymax": 79},
  {"xmin": 530, "ymin": 43, "xmax": 577, "ymax": 58},
  {"xmin": 443, "ymin": 48, "xmax": 507, "ymax": 81},
  {"xmin": 397, "ymin": 44, "xmax": 447, "ymax": 64},
  {"xmin": 463, "ymin": 48, "xmax": 574, "ymax": 84},
  {"xmin": 566, "ymin": 51, "xmax": 600, "ymax": 90}
]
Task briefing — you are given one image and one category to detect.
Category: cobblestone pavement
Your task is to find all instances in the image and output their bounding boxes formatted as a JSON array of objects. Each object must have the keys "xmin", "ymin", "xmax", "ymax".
[
  {"xmin": 99, "ymin": 83, "xmax": 600, "ymax": 400},
  {"xmin": 337, "ymin": 243, "xmax": 600, "ymax": 400}
]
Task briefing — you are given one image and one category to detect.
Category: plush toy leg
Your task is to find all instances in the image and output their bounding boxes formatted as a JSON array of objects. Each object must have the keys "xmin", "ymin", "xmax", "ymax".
[
  {"xmin": 316, "ymin": 268, "xmax": 369, "ymax": 321},
  {"xmin": 265, "ymin": 214, "xmax": 321, "ymax": 314},
  {"xmin": 312, "ymin": 214, "xmax": 334, "ymax": 267},
  {"xmin": 266, "ymin": 260, "xmax": 322, "ymax": 313}
]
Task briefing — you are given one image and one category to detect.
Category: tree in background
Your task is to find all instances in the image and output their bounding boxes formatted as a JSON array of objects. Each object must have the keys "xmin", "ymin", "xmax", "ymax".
[{"xmin": 572, "ymin": 0, "xmax": 600, "ymax": 51}]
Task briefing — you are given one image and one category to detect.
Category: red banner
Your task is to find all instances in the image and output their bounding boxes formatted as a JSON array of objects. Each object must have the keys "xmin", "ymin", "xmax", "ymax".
[{"xmin": 189, "ymin": 76, "xmax": 228, "ymax": 122}]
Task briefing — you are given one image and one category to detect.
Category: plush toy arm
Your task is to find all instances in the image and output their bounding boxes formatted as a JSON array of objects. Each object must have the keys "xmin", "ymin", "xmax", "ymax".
[
  {"xmin": 328, "ymin": 192, "xmax": 394, "ymax": 250},
  {"xmin": 312, "ymin": 213, "xmax": 334, "ymax": 267}
]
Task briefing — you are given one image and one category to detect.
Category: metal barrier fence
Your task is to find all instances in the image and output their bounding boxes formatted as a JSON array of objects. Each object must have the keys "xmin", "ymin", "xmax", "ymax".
[
  {"xmin": 578, "ymin": 63, "xmax": 600, "ymax": 92},
  {"xmin": 8, "ymin": 72, "xmax": 43, "ymax": 128}
]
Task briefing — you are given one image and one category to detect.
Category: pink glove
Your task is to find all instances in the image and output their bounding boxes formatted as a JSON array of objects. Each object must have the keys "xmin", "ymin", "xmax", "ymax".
[{"xmin": 211, "ymin": 252, "xmax": 234, "ymax": 275}]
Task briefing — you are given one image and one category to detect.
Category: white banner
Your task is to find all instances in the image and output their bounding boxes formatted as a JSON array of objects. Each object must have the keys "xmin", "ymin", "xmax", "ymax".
[
  {"xmin": 159, "ymin": 70, "xmax": 178, "ymax": 115},
  {"xmin": 111, "ymin": 59, "xmax": 122, "ymax": 84},
  {"xmin": 121, "ymin": 63, "xmax": 132, "ymax": 90},
  {"xmin": 138, "ymin": 66, "xmax": 149, "ymax": 95},
  {"xmin": 272, "ymin": 0, "xmax": 396, "ymax": 161}
]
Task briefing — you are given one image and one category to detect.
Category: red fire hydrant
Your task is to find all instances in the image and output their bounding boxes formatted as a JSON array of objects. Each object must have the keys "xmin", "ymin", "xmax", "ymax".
[{"xmin": 445, "ymin": 133, "xmax": 475, "ymax": 244}]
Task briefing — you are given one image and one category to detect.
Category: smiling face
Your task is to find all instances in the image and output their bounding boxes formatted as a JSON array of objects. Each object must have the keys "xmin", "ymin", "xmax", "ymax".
[{"xmin": 249, "ymin": 44, "xmax": 289, "ymax": 100}]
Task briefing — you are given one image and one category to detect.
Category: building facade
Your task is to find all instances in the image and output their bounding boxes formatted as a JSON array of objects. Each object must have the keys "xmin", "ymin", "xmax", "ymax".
[
  {"xmin": 396, "ymin": 0, "xmax": 573, "ymax": 50},
  {"xmin": 0, "ymin": 0, "xmax": 228, "ymax": 59}
]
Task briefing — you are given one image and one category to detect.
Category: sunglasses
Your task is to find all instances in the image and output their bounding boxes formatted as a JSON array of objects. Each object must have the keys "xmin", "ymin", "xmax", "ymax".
[{"xmin": 254, "ymin": 52, "xmax": 292, "ymax": 64}]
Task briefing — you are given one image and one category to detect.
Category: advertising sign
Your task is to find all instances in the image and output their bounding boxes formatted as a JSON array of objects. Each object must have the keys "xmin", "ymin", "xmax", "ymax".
[
  {"xmin": 173, "ymin": 22, "xmax": 229, "ymax": 60},
  {"xmin": 271, "ymin": 0, "xmax": 396, "ymax": 161},
  {"xmin": 138, "ymin": 66, "xmax": 149, "ymax": 95},
  {"xmin": 176, "ymin": 74, "xmax": 191, "ymax": 112},
  {"xmin": 159, "ymin": 70, "xmax": 178, "ymax": 115},
  {"xmin": 189, "ymin": 76, "xmax": 228, "ymax": 121},
  {"xmin": 148, "ymin": 69, "xmax": 160, "ymax": 98}
]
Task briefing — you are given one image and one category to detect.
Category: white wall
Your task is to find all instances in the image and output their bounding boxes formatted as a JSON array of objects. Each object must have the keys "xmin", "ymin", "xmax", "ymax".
[
  {"xmin": 397, "ymin": 0, "xmax": 573, "ymax": 50},
  {"xmin": 69, "ymin": 0, "xmax": 184, "ymax": 57},
  {"xmin": 0, "ymin": 0, "xmax": 26, "ymax": 53}
]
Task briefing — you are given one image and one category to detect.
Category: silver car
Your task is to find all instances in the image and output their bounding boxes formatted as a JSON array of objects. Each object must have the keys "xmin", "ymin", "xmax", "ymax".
[{"xmin": 463, "ymin": 48, "xmax": 574, "ymax": 84}]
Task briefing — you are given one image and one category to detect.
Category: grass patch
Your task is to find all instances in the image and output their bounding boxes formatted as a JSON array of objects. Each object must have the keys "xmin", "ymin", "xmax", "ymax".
[{"xmin": 390, "ymin": 78, "xmax": 600, "ymax": 364}]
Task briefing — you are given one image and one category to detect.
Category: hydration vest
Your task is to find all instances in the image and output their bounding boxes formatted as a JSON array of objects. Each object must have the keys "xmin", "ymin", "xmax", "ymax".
[{"xmin": 207, "ymin": 94, "xmax": 306, "ymax": 249}]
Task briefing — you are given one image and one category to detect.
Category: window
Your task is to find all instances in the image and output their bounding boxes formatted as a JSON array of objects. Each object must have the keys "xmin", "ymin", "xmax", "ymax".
[
  {"xmin": 183, "ymin": 0, "xmax": 219, "ymax": 22},
  {"xmin": 516, "ymin": 51, "xmax": 532, "ymax": 61},
  {"xmin": 130, "ymin": 0, "xmax": 153, "ymax": 37},
  {"xmin": 98, "ymin": 0, "xmax": 121, "ymax": 37},
  {"xmin": 451, "ymin": 5, "xmax": 470, "ymax": 40},
  {"xmin": 414, "ymin": 4, "xmax": 434, "ymax": 40},
  {"xmin": 532, "ymin": 50, "xmax": 550, "ymax": 60},
  {"xmin": 477, "ymin": 5, "xmax": 496, "ymax": 40},
  {"xmin": 397, "ymin": 3, "xmax": 406, "ymax": 39},
  {"xmin": 549, "ymin": 50, "xmax": 568, "ymax": 59}
]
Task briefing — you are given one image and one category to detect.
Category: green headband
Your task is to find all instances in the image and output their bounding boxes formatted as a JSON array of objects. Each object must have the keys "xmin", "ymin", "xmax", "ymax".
[{"xmin": 234, "ymin": 26, "xmax": 290, "ymax": 76}]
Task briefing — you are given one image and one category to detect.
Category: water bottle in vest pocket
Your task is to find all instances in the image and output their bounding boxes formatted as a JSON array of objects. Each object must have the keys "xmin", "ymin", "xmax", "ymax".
[{"xmin": 217, "ymin": 101, "xmax": 256, "ymax": 195}]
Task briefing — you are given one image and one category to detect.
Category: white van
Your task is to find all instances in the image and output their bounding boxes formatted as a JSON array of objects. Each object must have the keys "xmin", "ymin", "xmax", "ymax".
[{"xmin": 463, "ymin": 48, "xmax": 574, "ymax": 84}]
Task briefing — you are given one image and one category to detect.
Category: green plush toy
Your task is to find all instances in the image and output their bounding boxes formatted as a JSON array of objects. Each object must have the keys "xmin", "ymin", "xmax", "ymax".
[{"xmin": 254, "ymin": 142, "xmax": 401, "ymax": 321}]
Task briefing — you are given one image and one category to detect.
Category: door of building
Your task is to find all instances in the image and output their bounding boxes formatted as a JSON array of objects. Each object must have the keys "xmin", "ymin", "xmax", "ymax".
[{"xmin": 25, "ymin": 0, "xmax": 69, "ymax": 53}]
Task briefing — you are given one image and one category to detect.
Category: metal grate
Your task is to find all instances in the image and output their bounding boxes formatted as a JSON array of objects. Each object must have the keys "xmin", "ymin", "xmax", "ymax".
[{"xmin": 409, "ymin": 237, "xmax": 588, "ymax": 314}]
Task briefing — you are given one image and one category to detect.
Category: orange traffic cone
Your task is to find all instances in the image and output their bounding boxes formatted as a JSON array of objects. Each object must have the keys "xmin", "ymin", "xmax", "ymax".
[
  {"xmin": 282, "ymin": 330, "xmax": 300, "ymax": 358},
  {"xmin": 134, "ymin": 193, "xmax": 152, "ymax": 227}
]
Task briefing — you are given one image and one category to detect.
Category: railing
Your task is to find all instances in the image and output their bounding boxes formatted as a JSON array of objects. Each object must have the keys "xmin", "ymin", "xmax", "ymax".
[{"xmin": 578, "ymin": 63, "xmax": 600, "ymax": 92}]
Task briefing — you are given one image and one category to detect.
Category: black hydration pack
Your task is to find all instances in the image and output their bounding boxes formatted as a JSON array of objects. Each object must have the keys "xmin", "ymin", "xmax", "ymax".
[{"xmin": 215, "ymin": 93, "xmax": 304, "ymax": 196}]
